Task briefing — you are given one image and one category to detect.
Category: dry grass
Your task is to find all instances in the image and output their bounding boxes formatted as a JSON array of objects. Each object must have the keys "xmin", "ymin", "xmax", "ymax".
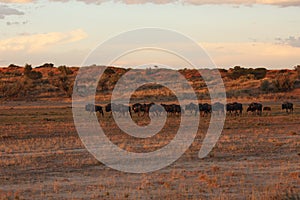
[{"xmin": 0, "ymin": 101, "xmax": 299, "ymax": 199}]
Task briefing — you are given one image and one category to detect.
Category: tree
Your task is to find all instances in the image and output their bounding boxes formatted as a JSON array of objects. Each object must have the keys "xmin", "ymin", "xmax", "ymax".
[
  {"xmin": 24, "ymin": 64, "xmax": 32, "ymax": 76},
  {"xmin": 8, "ymin": 64, "xmax": 21, "ymax": 68},
  {"xmin": 37, "ymin": 63, "xmax": 54, "ymax": 68},
  {"xmin": 58, "ymin": 65, "xmax": 73, "ymax": 76},
  {"xmin": 273, "ymin": 74, "xmax": 294, "ymax": 92},
  {"xmin": 295, "ymin": 65, "xmax": 300, "ymax": 79},
  {"xmin": 251, "ymin": 68, "xmax": 267, "ymax": 79},
  {"xmin": 228, "ymin": 66, "xmax": 267, "ymax": 80},
  {"xmin": 24, "ymin": 64, "xmax": 42, "ymax": 80}
]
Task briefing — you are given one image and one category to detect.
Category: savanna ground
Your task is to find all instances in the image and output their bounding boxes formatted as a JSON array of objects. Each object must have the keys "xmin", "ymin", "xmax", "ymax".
[{"xmin": 0, "ymin": 100, "xmax": 299, "ymax": 199}]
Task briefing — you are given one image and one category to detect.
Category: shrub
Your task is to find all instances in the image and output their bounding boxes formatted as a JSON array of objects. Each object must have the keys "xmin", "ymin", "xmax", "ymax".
[
  {"xmin": 8, "ymin": 64, "xmax": 21, "ymax": 68},
  {"xmin": 228, "ymin": 66, "xmax": 247, "ymax": 79},
  {"xmin": 28, "ymin": 71, "xmax": 43, "ymax": 80},
  {"xmin": 58, "ymin": 65, "xmax": 73, "ymax": 75},
  {"xmin": 260, "ymin": 80, "xmax": 271, "ymax": 92},
  {"xmin": 36, "ymin": 63, "xmax": 54, "ymax": 68},
  {"xmin": 24, "ymin": 64, "xmax": 32, "ymax": 75},
  {"xmin": 0, "ymin": 80, "xmax": 24, "ymax": 98},
  {"xmin": 218, "ymin": 68, "xmax": 228, "ymax": 73},
  {"xmin": 24, "ymin": 64, "xmax": 43, "ymax": 80},
  {"xmin": 273, "ymin": 74, "xmax": 294, "ymax": 92},
  {"xmin": 105, "ymin": 68, "xmax": 115, "ymax": 75},
  {"xmin": 48, "ymin": 71, "xmax": 54, "ymax": 77},
  {"xmin": 52, "ymin": 75, "xmax": 73, "ymax": 97},
  {"xmin": 228, "ymin": 66, "xmax": 267, "ymax": 80},
  {"xmin": 251, "ymin": 68, "xmax": 267, "ymax": 79}
]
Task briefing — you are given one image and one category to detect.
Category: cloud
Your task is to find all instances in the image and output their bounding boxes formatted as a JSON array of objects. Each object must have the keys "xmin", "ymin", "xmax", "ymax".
[
  {"xmin": 202, "ymin": 42, "xmax": 300, "ymax": 68},
  {"xmin": 0, "ymin": 0, "xmax": 32, "ymax": 3},
  {"xmin": 183, "ymin": 0, "xmax": 300, "ymax": 7},
  {"xmin": 6, "ymin": 21, "xmax": 28, "ymax": 25},
  {"xmin": 2, "ymin": 0, "xmax": 300, "ymax": 6},
  {"xmin": 276, "ymin": 36, "xmax": 300, "ymax": 48},
  {"xmin": 0, "ymin": 5, "xmax": 24, "ymax": 19},
  {"xmin": 115, "ymin": 0, "xmax": 176, "ymax": 4},
  {"xmin": 46, "ymin": 0, "xmax": 300, "ymax": 7},
  {"xmin": 0, "ymin": 29, "xmax": 88, "ymax": 52}
]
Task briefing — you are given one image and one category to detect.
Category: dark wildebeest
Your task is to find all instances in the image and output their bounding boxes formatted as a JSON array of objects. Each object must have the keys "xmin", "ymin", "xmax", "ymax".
[
  {"xmin": 226, "ymin": 102, "xmax": 243, "ymax": 116},
  {"xmin": 185, "ymin": 102, "xmax": 199, "ymax": 116},
  {"xmin": 132, "ymin": 103, "xmax": 155, "ymax": 116},
  {"xmin": 212, "ymin": 102, "xmax": 225, "ymax": 115},
  {"xmin": 199, "ymin": 103, "xmax": 212, "ymax": 117},
  {"xmin": 161, "ymin": 104, "xmax": 173, "ymax": 115},
  {"xmin": 263, "ymin": 106, "xmax": 271, "ymax": 115},
  {"xmin": 105, "ymin": 103, "xmax": 132, "ymax": 117},
  {"xmin": 85, "ymin": 103, "xmax": 104, "ymax": 117},
  {"xmin": 282, "ymin": 102, "xmax": 293, "ymax": 113},
  {"xmin": 148, "ymin": 103, "xmax": 164, "ymax": 116},
  {"xmin": 247, "ymin": 102, "xmax": 263, "ymax": 115},
  {"xmin": 132, "ymin": 103, "xmax": 144, "ymax": 116},
  {"xmin": 161, "ymin": 104, "xmax": 183, "ymax": 116}
]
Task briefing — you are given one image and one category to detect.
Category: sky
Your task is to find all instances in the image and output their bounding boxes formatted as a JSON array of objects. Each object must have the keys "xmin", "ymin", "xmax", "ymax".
[{"xmin": 0, "ymin": 0, "xmax": 300, "ymax": 69}]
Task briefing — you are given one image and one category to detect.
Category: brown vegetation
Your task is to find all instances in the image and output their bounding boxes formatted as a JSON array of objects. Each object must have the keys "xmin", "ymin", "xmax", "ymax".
[{"xmin": 0, "ymin": 64, "xmax": 299, "ymax": 102}]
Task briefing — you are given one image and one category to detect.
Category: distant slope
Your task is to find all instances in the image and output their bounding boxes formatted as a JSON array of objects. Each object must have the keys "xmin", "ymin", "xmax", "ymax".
[{"xmin": 0, "ymin": 64, "xmax": 299, "ymax": 102}]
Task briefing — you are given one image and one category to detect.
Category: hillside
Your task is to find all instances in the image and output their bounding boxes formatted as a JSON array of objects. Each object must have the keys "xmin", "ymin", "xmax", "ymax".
[{"xmin": 0, "ymin": 64, "xmax": 299, "ymax": 103}]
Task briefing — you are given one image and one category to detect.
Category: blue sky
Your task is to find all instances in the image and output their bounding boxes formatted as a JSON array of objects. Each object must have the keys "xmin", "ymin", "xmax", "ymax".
[{"xmin": 0, "ymin": 0, "xmax": 300, "ymax": 68}]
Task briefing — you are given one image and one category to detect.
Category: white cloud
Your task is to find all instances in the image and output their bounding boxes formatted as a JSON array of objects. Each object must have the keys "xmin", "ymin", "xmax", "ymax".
[
  {"xmin": 183, "ymin": 0, "xmax": 300, "ymax": 7},
  {"xmin": 202, "ymin": 42, "xmax": 300, "ymax": 68},
  {"xmin": 2, "ymin": 0, "xmax": 300, "ymax": 7},
  {"xmin": 6, "ymin": 0, "xmax": 295, "ymax": 6},
  {"xmin": 276, "ymin": 36, "xmax": 300, "ymax": 48},
  {"xmin": 0, "ymin": 29, "xmax": 88, "ymax": 52},
  {"xmin": 0, "ymin": 0, "xmax": 32, "ymax": 3},
  {"xmin": 50, "ymin": 0, "xmax": 300, "ymax": 7},
  {"xmin": 0, "ymin": 5, "xmax": 24, "ymax": 19}
]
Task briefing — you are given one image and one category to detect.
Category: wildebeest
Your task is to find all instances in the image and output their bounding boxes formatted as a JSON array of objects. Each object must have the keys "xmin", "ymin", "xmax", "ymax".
[
  {"xmin": 185, "ymin": 102, "xmax": 211, "ymax": 117},
  {"xmin": 161, "ymin": 103, "xmax": 183, "ymax": 116},
  {"xmin": 148, "ymin": 103, "xmax": 165, "ymax": 116},
  {"xmin": 226, "ymin": 102, "xmax": 243, "ymax": 116},
  {"xmin": 105, "ymin": 103, "xmax": 132, "ymax": 117},
  {"xmin": 263, "ymin": 106, "xmax": 271, "ymax": 115},
  {"xmin": 247, "ymin": 102, "xmax": 262, "ymax": 115},
  {"xmin": 282, "ymin": 102, "xmax": 293, "ymax": 113},
  {"xmin": 263, "ymin": 106, "xmax": 271, "ymax": 111},
  {"xmin": 199, "ymin": 103, "xmax": 212, "ymax": 117},
  {"xmin": 132, "ymin": 102, "xmax": 155, "ymax": 116},
  {"xmin": 212, "ymin": 102, "xmax": 225, "ymax": 115},
  {"xmin": 132, "ymin": 103, "xmax": 144, "ymax": 116},
  {"xmin": 85, "ymin": 103, "xmax": 104, "ymax": 116},
  {"xmin": 185, "ymin": 102, "xmax": 199, "ymax": 116}
]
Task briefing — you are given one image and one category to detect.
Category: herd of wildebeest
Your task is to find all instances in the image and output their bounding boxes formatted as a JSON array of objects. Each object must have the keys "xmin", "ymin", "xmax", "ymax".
[{"xmin": 85, "ymin": 101, "xmax": 294, "ymax": 117}]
